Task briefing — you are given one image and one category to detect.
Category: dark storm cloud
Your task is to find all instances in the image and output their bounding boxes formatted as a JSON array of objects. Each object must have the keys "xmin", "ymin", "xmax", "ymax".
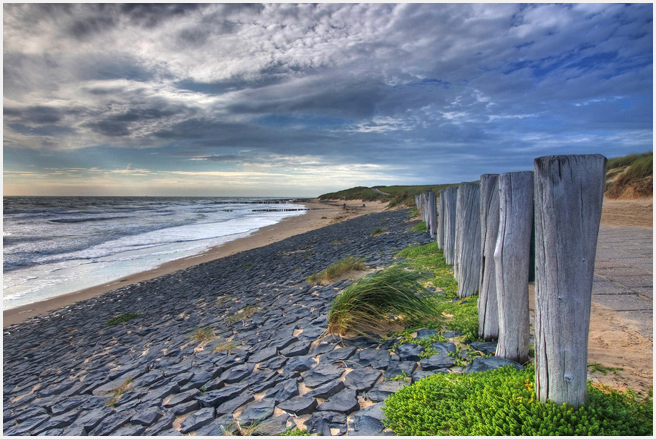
[{"xmin": 3, "ymin": 3, "xmax": 653, "ymax": 190}]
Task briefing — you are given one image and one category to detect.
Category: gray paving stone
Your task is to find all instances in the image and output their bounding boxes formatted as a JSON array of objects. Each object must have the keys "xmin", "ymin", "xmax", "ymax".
[
  {"xmin": 278, "ymin": 396, "xmax": 318, "ymax": 416},
  {"xmin": 304, "ymin": 411, "xmax": 347, "ymax": 436},
  {"xmin": 280, "ymin": 340, "xmax": 313, "ymax": 357},
  {"xmin": 306, "ymin": 380, "xmax": 345, "ymax": 399},
  {"xmin": 367, "ymin": 380, "xmax": 409, "ymax": 402},
  {"xmin": 316, "ymin": 388, "xmax": 359, "ymax": 414},
  {"xmin": 464, "ymin": 356, "xmax": 524, "ymax": 374},
  {"xmin": 395, "ymin": 343, "xmax": 424, "ymax": 361},
  {"xmin": 180, "ymin": 407, "xmax": 215, "ymax": 434},
  {"xmin": 302, "ymin": 363, "xmax": 345, "ymax": 388},
  {"xmin": 215, "ymin": 392, "xmax": 254, "ymax": 416},
  {"xmin": 344, "ymin": 368, "xmax": 382, "ymax": 391},
  {"xmin": 348, "ymin": 402, "xmax": 387, "ymax": 435},
  {"xmin": 131, "ymin": 407, "xmax": 162, "ymax": 426},
  {"xmin": 238, "ymin": 398, "xmax": 276, "ymax": 426}
]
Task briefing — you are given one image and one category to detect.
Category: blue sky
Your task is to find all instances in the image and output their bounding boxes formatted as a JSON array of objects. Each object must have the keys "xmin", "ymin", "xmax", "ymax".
[{"xmin": 3, "ymin": 3, "xmax": 653, "ymax": 196}]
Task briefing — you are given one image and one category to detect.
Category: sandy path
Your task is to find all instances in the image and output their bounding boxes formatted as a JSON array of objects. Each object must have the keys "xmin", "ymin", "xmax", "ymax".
[{"xmin": 3, "ymin": 199, "xmax": 389, "ymax": 327}]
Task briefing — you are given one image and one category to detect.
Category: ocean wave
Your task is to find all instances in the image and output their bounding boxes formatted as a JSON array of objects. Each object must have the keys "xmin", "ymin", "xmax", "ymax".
[{"xmin": 48, "ymin": 216, "xmax": 131, "ymax": 224}]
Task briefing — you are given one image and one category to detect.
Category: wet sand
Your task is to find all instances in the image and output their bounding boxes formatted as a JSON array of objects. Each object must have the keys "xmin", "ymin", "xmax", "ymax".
[{"xmin": 3, "ymin": 199, "xmax": 389, "ymax": 327}]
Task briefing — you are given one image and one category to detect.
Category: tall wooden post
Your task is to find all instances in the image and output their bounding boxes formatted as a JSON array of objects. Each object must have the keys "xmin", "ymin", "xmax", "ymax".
[
  {"xmin": 443, "ymin": 187, "xmax": 458, "ymax": 265},
  {"xmin": 428, "ymin": 191, "xmax": 437, "ymax": 239},
  {"xmin": 534, "ymin": 154, "xmax": 606, "ymax": 408},
  {"xmin": 494, "ymin": 171, "xmax": 533, "ymax": 363},
  {"xmin": 455, "ymin": 183, "xmax": 481, "ymax": 298},
  {"xmin": 478, "ymin": 174, "xmax": 500, "ymax": 341},
  {"xmin": 438, "ymin": 192, "xmax": 445, "ymax": 249}
]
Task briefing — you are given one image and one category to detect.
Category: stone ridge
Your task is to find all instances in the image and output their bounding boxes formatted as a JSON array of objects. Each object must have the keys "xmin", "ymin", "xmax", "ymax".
[{"xmin": 3, "ymin": 209, "xmax": 512, "ymax": 436}]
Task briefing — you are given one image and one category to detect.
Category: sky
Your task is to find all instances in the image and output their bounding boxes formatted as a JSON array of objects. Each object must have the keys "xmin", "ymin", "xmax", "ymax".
[{"xmin": 3, "ymin": 3, "xmax": 653, "ymax": 197}]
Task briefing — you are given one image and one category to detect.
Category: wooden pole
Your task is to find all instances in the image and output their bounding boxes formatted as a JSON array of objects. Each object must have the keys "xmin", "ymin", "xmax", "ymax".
[
  {"xmin": 455, "ymin": 183, "xmax": 481, "ymax": 298},
  {"xmin": 494, "ymin": 171, "xmax": 533, "ymax": 363},
  {"xmin": 534, "ymin": 154, "xmax": 606, "ymax": 408},
  {"xmin": 428, "ymin": 191, "xmax": 437, "ymax": 239},
  {"xmin": 438, "ymin": 192, "xmax": 445, "ymax": 249},
  {"xmin": 478, "ymin": 174, "xmax": 500, "ymax": 341},
  {"xmin": 443, "ymin": 187, "xmax": 458, "ymax": 265}
]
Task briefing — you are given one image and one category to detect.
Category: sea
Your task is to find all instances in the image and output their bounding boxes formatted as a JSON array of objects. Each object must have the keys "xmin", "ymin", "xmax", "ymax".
[{"xmin": 3, "ymin": 196, "xmax": 308, "ymax": 311}]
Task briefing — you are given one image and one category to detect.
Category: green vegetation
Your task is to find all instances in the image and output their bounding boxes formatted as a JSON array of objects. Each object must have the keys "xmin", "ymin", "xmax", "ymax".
[
  {"xmin": 106, "ymin": 313, "xmax": 140, "ymax": 326},
  {"xmin": 192, "ymin": 326, "xmax": 215, "ymax": 342},
  {"xmin": 396, "ymin": 242, "xmax": 478, "ymax": 341},
  {"xmin": 307, "ymin": 256, "xmax": 366, "ymax": 284},
  {"xmin": 105, "ymin": 378, "xmax": 134, "ymax": 407},
  {"xmin": 226, "ymin": 304, "xmax": 260, "ymax": 324},
  {"xmin": 407, "ymin": 207, "xmax": 419, "ymax": 217},
  {"xmin": 606, "ymin": 151, "xmax": 652, "ymax": 198},
  {"xmin": 281, "ymin": 428, "xmax": 314, "ymax": 436},
  {"xmin": 607, "ymin": 151, "xmax": 652, "ymax": 170},
  {"xmin": 410, "ymin": 221, "xmax": 427, "ymax": 233},
  {"xmin": 318, "ymin": 183, "xmax": 464, "ymax": 208},
  {"xmin": 588, "ymin": 362, "xmax": 624, "ymax": 376},
  {"xmin": 214, "ymin": 340, "xmax": 239, "ymax": 354},
  {"xmin": 370, "ymin": 226, "xmax": 388, "ymax": 236},
  {"xmin": 243, "ymin": 262, "xmax": 254, "ymax": 267},
  {"xmin": 327, "ymin": 265, "xmax": 441, "ymax": 335},
  {"xmin": 383, "ymin": 366, "xmax": 653, "ymax": 436}
]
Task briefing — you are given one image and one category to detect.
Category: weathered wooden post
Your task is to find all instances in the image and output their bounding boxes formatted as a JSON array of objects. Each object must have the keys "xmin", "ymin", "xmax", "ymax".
[
  {"xmin": 494, "ymin": 171, "xmax": 533, "ymax": 363},
  {"xmin": 442, "ymin": 187, "xmax": 458, "ymax": 265},
  {"xmin": 428, "ymin": 190, "xmax": 437, "ymax": 239},
  {"xmin": 422, "ymin": 191, "xmax": 430, "ymax": 232},
  {"xmin": 534, "ymin": 154, "xmax": 606, "ymax": 408},
  {"xmin": 454, "ymin": 182, "xmax": 481, "ymax": 298},
  {"xmin": 478, "ymin": 174, "xmax": 500, "ymax": 341},
  {"xmin": 438, "ymin": 192, "xmax": 445, "ymax": 249}
]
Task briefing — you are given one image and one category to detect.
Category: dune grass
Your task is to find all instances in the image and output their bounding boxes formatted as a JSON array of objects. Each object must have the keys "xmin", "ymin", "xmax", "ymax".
[
  {"xmin": 410, "ymin": 221, "xmax": 426, "ymax": 233},
  {"xmin": 106, "ymin": 313, "xmax": 140, "ymax": 326},
  {"xmin": 105, "ymin": 378, "xmax": 134, "ymax": 406},
  {"xmin": 193, "ymin": 326, "xmax": 215, "ymax": 342},
  {"xmin": 225, "ymin": 304, "xmax": 259, "ymax": 324},
  {"xmin": 327, "ymin": 265, "xmax": 441, "ymax": 335},
  {"xmin": 370, "ymin": 226, "xmax": 388, "ymax": 236},
  {"xmin": 214, "ymin": 340, "xmax": 239, "ymax": 354},
  {"xmin": 307, "ymin": 256, "xmax": 366, "ymax": 284}
]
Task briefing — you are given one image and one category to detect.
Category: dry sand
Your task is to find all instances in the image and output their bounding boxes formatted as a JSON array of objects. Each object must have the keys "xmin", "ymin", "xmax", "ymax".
[
  {"xmin": 3, "ymin": 199, "xmax": 389, "ymax": 327},
  {"xmin": 601, "ymin": 196, "xmax": 653, "ymax": 228}
]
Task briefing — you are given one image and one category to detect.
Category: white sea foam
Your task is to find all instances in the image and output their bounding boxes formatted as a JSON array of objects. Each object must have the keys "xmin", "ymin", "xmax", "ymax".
[{"xmin": 3, "ymin": 197, "xmax": 306, "ymax": 310}]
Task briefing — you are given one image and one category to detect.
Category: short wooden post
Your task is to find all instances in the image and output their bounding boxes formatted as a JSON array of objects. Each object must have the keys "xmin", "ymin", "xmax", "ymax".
[
  {"xmin": 478, "ymin": 174, "xmax": 500, "ymax": 341},
  {"xmin": 455, "ymin": 182, "xmax": 481, "ymax": 298},
  {"xmin": 438, "ymin": 192, "xmax": 445, "ymax": 249},
  {"xmin": 442, "ymin": 187, "xmax": 458, "ymax": 265},
  {"xmin": 534, "ymin": 154, "xmax": 606, "ymax": 408},
  {"xmin": 494, "ymin": 171, "xmax": 533, "ymax": 363},
  {"xmin": 428, "ymin": 191, "xmax": 437, "ymax": 239}
]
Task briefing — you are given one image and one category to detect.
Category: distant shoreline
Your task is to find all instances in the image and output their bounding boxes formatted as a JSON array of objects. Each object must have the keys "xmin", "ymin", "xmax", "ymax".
[{"xmin": 3, "ymin": 199, "xmax": 389, "ymax": 327}]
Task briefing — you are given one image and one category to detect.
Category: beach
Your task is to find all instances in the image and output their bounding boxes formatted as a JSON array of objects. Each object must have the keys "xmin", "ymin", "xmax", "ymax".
[
  {"xmin": 3, "ymin": 199, "xmax": 388, "ymax": 327},
  {"xmin": 3, "ymin": 206, "xmax": 430, "ymax": 436},
  {"xmin": 3, "ymin": 197, "xmax": 652, "ymax": 436}
]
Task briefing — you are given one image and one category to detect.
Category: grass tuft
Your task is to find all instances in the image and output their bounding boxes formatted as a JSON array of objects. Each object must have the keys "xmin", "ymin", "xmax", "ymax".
[
  {"xmin": 370, "ymin": 226, "xmax": 388, "ymax": 236},
  {"xmin": 327, "ymin": 265, "xmax": 441, "ymax": 335},
  {"xmin": 105, "ymin": 378, "xmax": 134, "ymax": 407},
  {"xmin": 225, "ymin": 304, "xmax": 259, "ymax": 324},
  {"xmin": 410, "ymin": 221, "xmax": 427, "ymax": 233},
  {"xmin": 192, "ymin": 326, "xmax": 215, "ymax": 342},
  {"xmin": 214, "ymin": 340, "xmax": 239, "ymax": 354},
  {"xmin": 307, "ymin": 256, "xmax": 366, "ymax": 284},
  {"xmin": 106, "ymin": 313, "xmax": 140, "ymax": 326},
  {"xmin": 588, "ymin": 362, "xmax": 624, "ymax": 376}
]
